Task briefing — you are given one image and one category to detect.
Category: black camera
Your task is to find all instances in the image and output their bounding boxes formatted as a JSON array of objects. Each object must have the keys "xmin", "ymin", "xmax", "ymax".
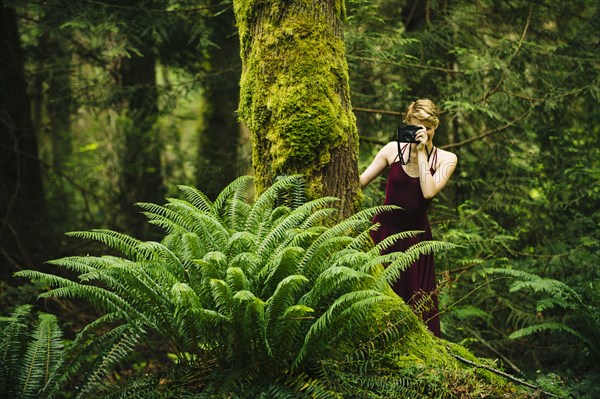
[{"xmin": 397, "ymin": 125, "xmax": 421, "ymax": 143}]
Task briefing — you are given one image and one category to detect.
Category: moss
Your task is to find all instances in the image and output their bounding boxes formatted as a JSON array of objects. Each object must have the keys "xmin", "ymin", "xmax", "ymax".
[{"xmin": 234, "ymin": 0, "xmax": 357, "ymax": 197}]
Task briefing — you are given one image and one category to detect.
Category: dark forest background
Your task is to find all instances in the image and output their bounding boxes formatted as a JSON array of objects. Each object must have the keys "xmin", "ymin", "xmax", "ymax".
[{"xmin": 1, "ymin": 0, "xmax": 598, "ymax": 397}]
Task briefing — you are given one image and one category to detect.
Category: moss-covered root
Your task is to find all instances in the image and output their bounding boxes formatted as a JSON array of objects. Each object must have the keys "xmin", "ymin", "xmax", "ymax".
[{"xmin": 321, "ymin": 308, "xmax": 546, "ymax": 398}]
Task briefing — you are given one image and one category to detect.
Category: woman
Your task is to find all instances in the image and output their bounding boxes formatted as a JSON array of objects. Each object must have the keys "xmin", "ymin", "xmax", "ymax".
[{"xmin": 359, "ymin": 99, "xmax": 457, "ymax": 337}]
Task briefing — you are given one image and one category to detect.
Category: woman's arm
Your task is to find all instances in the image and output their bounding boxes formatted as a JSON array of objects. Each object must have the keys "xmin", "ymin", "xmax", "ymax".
[
  {"xmin": 417, "ymin": 148, "xmax": 458, "ymax": 199},
  {"xmin": 359, "ymin": 143, "xmax": 394, "ymax": 188}
]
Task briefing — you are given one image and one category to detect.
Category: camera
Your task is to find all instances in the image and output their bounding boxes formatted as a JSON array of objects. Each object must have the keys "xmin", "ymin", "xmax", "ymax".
[{"xmin": 397, "ymin": 125, "xmax": 421, "ymax": 143}]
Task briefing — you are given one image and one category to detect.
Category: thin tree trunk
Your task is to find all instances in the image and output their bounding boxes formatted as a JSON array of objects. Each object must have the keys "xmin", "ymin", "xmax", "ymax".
[
  {"xmin": 117, "ymin": 42, "xmax": 164, "ymax": 238},
  {"xmin": 197, "ymin": 2, "xmax": 242, "ymax": 200},
  {"xmin": 0, "ymin": 1, "xmax": 52, "ymax": 273},
  {"xmin": 234, "ymin": 0, "xmax": 359, "ymax": 218},
  {"xmin": 39, "ymin": 27, "xmax": 74, "ymax": 227}
]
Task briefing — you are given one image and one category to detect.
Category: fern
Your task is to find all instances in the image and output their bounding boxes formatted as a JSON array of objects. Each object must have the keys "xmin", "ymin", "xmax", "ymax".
[
  {"xmin": 65, "ymin": 229, "xmax": 143, "ymax": 260},
  {"xmin": 0, "ymin": 307, "xmax": 88, "ymax": 399},
  {"xmin": 177, "ymin": 184, "xmax": 215, "ymax": 214},
  {"xmin": 16, "ymin": 175, "xmax": 455, "ymax": 396},
  {"xmin": 75, "ymin": 325, "xmax": 142, "ymax": 398},
  {"xmin": 508, "ymin": 322, "xmax": 588, "ymax": 342},
  {"xmin": 0, "ymin": 305, "xmax": 33, "ymax": 397},
  {"xmin": 20, "ymin": 314, "xmax": 64, "ymax": 399}
]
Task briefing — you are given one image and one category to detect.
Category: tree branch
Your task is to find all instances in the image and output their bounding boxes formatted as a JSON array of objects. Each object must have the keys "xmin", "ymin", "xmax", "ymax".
[
  {"xmin": 481, "ymin": 4, "xmax": 532, "ymax": 103},
  {"xmin": 440, "ymin": 106, "xmax": 534, "ymax": 150},
  {"xmin": 347, "ymin": 55, "xmax": 464, "ymax": 74},
  {"xmin": 81, "ymin": 0, "xmax": 229, "ymax": 14},
  {"xmin": 447, "ymin": 346, "xmax": 560, "ymax": 398}
]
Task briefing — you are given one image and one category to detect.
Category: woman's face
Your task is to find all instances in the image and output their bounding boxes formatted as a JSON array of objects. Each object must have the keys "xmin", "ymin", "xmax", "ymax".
[{"xmin": 408, "ymin": 117, "xmax": 436, "ymax": 142}]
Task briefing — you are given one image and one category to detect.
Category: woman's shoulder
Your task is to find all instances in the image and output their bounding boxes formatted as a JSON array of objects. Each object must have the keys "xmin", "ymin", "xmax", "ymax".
[
  {"xmin": 437, "ymin": 147, "xmax": 458, "ymax": 163},
  {"xmin": 380, "ymin": 141, "xmax": 401, "ymax": 162}
]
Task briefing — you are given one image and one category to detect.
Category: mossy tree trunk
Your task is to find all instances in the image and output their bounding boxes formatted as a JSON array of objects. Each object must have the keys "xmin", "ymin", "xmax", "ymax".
[{"xmin": 233, "ymin": 0, "xmax": 359, "ymax": 217}]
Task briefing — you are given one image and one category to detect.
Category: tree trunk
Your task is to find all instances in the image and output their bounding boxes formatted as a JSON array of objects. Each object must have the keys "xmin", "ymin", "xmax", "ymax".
[
  {"xmin": 117, "ymin": 42, "xmax": 164, "ymax": 238},
  {"xmin": 0, "ymin": 1, "xmax": 52, "ymax": 273},
  {"xmin": 36, "ymin": 26, "xmax": 74, "ymax": 229},
  {"xmin": 197, "ymin": 2, "xmax": 243, "ymax": 200},
  {"xmin": 233, "ymin": 0, "xmax": 359, "ymax": 218}
]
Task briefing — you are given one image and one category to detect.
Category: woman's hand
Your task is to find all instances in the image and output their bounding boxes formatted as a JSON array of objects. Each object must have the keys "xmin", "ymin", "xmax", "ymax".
[{"xmin": 415, "ymin": 125, "xmax": 428, "ymax": 150}]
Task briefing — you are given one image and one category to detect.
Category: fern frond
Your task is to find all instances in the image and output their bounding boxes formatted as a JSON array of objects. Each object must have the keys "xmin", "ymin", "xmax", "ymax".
[
  {"xmin": 229, "ymin": 252, "xmax": 263, "ymax": 280},
  {"xmin": 42, "ymin": 313, "xmax": 129, "ymax": 397},
  {"xmin": 293, "ymin": 290, "xmax": 391, "ymax": 369},
  {"xmin": 255, "ymin": 200, "xmax": 335, "ymax": 259},
  {"xmin": 66, "ymin": 229, "xmax": 143, "ymax": 260},
  {"xmin": 137, "ymin": 241, "xmax": 186, "ymax": 281},
  {"xmin": 0, "ymin": 305, "xmax": 33, "ymax": 397},
  {"xmin": 509, "ymin": 322, "xmax": 590, "ymax": 345},
  {"xmin": 301, "ymin": 267, "xmax": 376, "ymax": 309},
  {"xmin": 227, "ymin": 267, "xmax": 251, "ymax": 292},
  {"xmin": 368, "ymin": 230, "xmax": 423, "ymax": 256},
  {"xmin": 296, "ymin": 218, "xmax": 369, "ymax": 278},
  {"xmin": 331, "ymin": 295, "xmax": 402, "ymax": 346},
  {"xmin": 265, "ymin": 275, "xmax": 309, "ymax": 341},
  {"xmin": 378, "ymin": 241, "xmax": 455, "ymax": 290},
  {"xmin": 20, "ymin": 314, "xmax": 63, "ymax": 399},
  {"xmin": 75, "ymin": 325, "xmax": 141, "ymax": 399},
  {"xmin": 177, "ymin": 184, "xmax": 215, "ymax": 214},
  {"xmin": 299, "ymin": 236, "xmax": 355, "ymax": 280},
  {"xmin": 259, "ymin": 246, "xmax": 305, "ymax": 299},
  {"xmin": 179, "ymin": 232, "xmax": 207, "ymax": 260},
  {"xmin": 339, "ymin": 372, "xmax": 431, "ymax": 399},
  {"xmin": 298, "ymin": 207, "xmax": 339, "ymax": 230},
  {"xmin": 210, "ymin": 279, "xmax": 235, "ymax": 318},
  {"xmin": 184, "ymin": 212, "xmax": 230, "ymax": 251},
  {"xmin": 16, "ymin": 270, "xmax": 141, "ymax": 320},
  {"xmin": 137, "ymin": 202, "xmax": 190, "ymax": 235},
  {"xmin": 269, "ymin": 205, "xmax": 292, "ymax": 225},
  {"xmin": 236, "ymin": 292, "xmax": 268, "ymax": 360},
  {"xmin": 46, "ymin": 256, "xmax": 100, "ymax": 275},
  {"xmin": 351, "ymin": 205, "xmax": 401, "ymax": 225},
  {"xmin": 213, "ymin": 175, "xmax": 254, "ymax": 218},
  {"xmin": 245, "ymin": 175, "xmax": 304, "ymax": 233},
  {"xmin": 199, "ymin": 251, "xmax": 228, "ymax": 279},
  {"xmin": 510, "ymin": 279, "xmax": 578, "ymax": 298},
  {"xmin": 535, "ymin": 298, "xmax": 575, "ymax": 312},
  {"xmin": 217, "ymin": 176, "xmax": 254, "ymax": 230},
  {"xmin": 346, "ymin": 225, "xmax": 379, "ymax": 252},
  {"xmin": 451, "ymin": 306, "xmax": 492, "ymax": 322},
  {"xmin": 329, "ymin": 250, "xmax": 373, "ymax": 271},
  {"xmin": 227, "ymin": 231, "xmax": 259, "ymax": 258}
]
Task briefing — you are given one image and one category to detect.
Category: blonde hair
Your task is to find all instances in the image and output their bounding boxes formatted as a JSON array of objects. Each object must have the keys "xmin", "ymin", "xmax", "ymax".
[{"xmin": 405, "ymin": 98, "xmax": 440, "ymax": 128}]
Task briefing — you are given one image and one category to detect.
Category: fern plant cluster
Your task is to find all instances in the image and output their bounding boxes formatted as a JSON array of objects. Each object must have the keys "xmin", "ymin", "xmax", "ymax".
[{"xmin": 13, "ymin": 175, "xmax": 451, "ymax": 397}]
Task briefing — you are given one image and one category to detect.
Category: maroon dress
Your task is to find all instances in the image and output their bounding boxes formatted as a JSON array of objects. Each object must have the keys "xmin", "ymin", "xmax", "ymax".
[{"xmin": 370, "ymin": 144, "xmax": 441, "ymax": 337}]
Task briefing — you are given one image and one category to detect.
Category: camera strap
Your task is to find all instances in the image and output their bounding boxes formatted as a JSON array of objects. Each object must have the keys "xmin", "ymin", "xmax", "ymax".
[
  {"xmin": 397, "ymin": 142, "xmax": 411, "ymax": 165},
  {"xmin": 396, "ymin": 142, "xmax": 435, "ymax": 166}
]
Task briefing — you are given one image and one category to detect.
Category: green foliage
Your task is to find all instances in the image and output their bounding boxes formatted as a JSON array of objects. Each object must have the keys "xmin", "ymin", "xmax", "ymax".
[
  {"xmin": 438, "ymin": 202, "xmax": 600, "ymax": 398},
  {"xmin": 0, "ymin": 306, "xmax": 65, "ymax": 399},
  {"xmin": 346, "ymin": 0, "xmax": 599, "ymax": 396},
  {"xmin": 16, "ymin": 175, "xmax": 456, "ymax": 396}
]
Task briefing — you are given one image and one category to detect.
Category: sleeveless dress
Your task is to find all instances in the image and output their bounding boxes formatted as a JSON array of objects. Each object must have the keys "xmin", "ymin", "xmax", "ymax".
[{"xmin": 370, "ymin": 144, "xmax": 441, "ymax": 337}]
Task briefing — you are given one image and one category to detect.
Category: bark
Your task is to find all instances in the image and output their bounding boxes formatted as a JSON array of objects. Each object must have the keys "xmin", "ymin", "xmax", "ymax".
[
  {"xmin": 197, "ymin": 2, "xmax": 243, "ymax": 200},
  {"xmin": 233, "ymin": 0, "xmax": 359, "ymax": 218},
  {"xmin": 0, "ymin": 1, "xmax": 52, "ymax": 273},
  {"xmin": 117, "ymin": 41, "xmax": 165, "ymax": 238}
]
